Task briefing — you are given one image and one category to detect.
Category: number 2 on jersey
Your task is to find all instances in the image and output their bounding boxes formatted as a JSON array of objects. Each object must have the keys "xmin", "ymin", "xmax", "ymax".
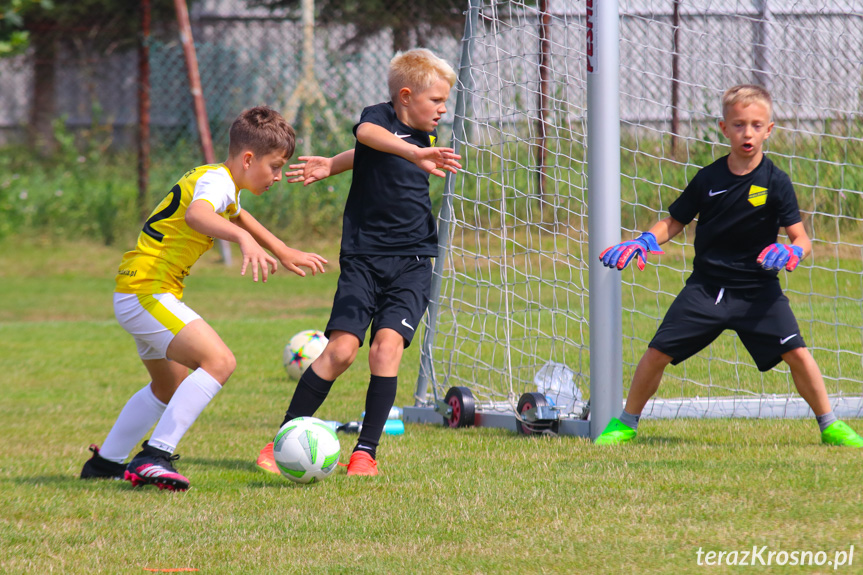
[{"xmin": 142, "ymin": 185, "xmax": 181, "ymax": 242}]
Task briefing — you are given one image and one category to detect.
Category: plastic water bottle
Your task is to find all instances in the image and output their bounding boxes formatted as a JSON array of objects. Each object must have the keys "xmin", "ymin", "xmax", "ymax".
[
  {"xmin": 321, "ymin": 420, "xmax": 342, "ymax": 433},
  {"xmin": 339, "ymin": 421, "xmax": 361, "ymax": 433},
  {"xmin": 383, "ymin": 419, "xmax": 404, "ymax": 435},
  {"xmin": 361, "ymin": 406, "xmax": 403, "ymax": 420},
  {"xmin": 332, "ymin": 419, "xmax": 403, "ymax": 435},
  {"xmin": 534, "ymin": 361, "xmax": 582, "ymax": 413}
]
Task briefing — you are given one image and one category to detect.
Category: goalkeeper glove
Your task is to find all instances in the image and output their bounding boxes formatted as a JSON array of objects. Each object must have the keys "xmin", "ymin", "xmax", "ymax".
[
  {"xmin": 599, "ymin": 232, "xmax": 665, "ymax": 271},
  {"xmin": 757, "ymin": 243, "xmax": 804, "ymax": 271}
]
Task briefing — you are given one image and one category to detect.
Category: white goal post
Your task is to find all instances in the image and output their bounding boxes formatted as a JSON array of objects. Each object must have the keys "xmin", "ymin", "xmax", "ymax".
[{"xmin": 405, "ymin": 0, "xmax": 863, "ymax": 437}]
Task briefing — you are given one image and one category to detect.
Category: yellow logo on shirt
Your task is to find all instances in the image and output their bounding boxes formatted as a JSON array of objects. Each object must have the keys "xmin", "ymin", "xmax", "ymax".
[
  {"xmin": 748, "ymin": 185, "xmax": 767, "ymax": 207},
  {"xmin": 430, "ymin": 135, "xmax": 436, "ymax": 147}
]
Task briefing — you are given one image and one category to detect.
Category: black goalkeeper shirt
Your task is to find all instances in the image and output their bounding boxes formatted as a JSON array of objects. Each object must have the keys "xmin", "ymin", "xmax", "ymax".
[
  {"xmin": 668, "ymin": 154, "xmax": 802, "ymax": 289},
  {"xmin": 340, "ymin": 102, "xmax": 439, "ymax": 257}
]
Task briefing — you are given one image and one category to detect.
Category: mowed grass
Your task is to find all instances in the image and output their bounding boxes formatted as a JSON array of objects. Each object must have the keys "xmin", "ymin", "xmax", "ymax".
[{"xmin": 2, "ymin": 239, "xmax": 863, "ymax": 574}]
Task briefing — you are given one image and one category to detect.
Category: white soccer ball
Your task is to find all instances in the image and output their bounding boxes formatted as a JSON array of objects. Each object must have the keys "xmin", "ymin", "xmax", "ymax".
[
  {"xmin": 283, "ymin": 330, "xmax": 328, "ymax": 380},
  {"xmin": 273, "ymin": 417, "xmax": 341, "ymax": 484}
]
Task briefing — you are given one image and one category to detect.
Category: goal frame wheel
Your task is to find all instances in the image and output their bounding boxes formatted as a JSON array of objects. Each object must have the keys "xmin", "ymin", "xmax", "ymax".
[
  {"xmin": 443, "ymin": 386, "xmax": 476, "ymax": 428},
  {"xmin": 516, "ymin": 392, "xmax": 558, "ymax": 436}
]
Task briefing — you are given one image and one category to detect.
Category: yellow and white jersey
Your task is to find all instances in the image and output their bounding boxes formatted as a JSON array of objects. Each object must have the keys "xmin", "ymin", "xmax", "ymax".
[{"xmin": 115, "ymin": 164, "xmax": 241, "ymax": 298}]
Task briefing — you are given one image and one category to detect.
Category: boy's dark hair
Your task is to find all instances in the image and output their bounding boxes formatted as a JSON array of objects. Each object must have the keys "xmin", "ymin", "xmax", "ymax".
[{"xmin": 229, "ymin": 106, "xmax": 296, "ymax": 160}]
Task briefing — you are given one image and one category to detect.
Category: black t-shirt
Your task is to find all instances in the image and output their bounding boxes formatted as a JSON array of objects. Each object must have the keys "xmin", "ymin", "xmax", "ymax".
[
  {"xmin": 668, "ymin": 154, "xmax": 802, "ymax": 288},
  {"xmin": 340, "ymin": 102, "xmax": 438, "ymax": 256}
]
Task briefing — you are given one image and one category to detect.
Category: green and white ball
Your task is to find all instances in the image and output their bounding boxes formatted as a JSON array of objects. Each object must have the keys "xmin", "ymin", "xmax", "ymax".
[{"xmin": 273, "ymin": 417, "xmax": 341, "ymax": 484}]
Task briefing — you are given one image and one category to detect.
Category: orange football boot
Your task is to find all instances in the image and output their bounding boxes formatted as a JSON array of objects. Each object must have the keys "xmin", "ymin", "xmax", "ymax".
[
  {"xmin": 256, "ymin": 442, "xmax": 280, "ymax": 474},
  {"xmin": 346, "ymin": 450, "xmax": 378, "ymax": 476}
]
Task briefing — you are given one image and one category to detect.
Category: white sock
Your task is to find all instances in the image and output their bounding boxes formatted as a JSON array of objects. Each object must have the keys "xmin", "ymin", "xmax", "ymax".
[
  {"xmin": 148, "ymin": 368, "xmax": 221, "ymax": 454},
  {"xmin": 99, "ymin": 383, "xmax": 167, "ymax": 463}
]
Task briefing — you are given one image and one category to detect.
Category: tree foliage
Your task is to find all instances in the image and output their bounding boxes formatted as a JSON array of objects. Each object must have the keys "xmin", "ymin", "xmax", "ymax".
[
  {"xmin": 2, "ymin": 0, "xmax": 184, "ymax": 155},
  {"xmin": 0, "ymin": 0, "xmax": 180, "ymax": 56},
  {"xmin": 0, "ymin": 0, "xmax": 50, "ymax": 55}
]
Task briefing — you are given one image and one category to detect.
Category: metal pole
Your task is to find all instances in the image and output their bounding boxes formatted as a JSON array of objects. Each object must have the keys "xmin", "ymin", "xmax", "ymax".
[
  {"xmin": 300, "ymin": 0, "xmax": 314, "ymax": 155},
  {"xmin": 414, "ymin": 0, "xmax": 479, "ymax": 406},
  {"xmin": 587, "ymin": 0, "xmax": 622, "ymax": 440},
  {"xmin": 536, "ymin": 0, "xmax": 551, "ymax": 201},
  {"xmin": 284, "ymin": 0, "xmax": 340, "ymax": 152},
  {"xmin": 174, "ymin": 0, "xmax": 214, "ymax": 164},
  {"xmin": 670, "ymin": 0, "xmax": 680, "ymax": 157},
  {"xmin": 753, "ymin": 0, "xmax": 771, "ymax": 90},
  {"xmin": 174, "ymin": 0, "xmax": 231, "ymax": 264},
  {"xmin": 138, "ymin": 0, "xmax": 151, "ymax": 224}
]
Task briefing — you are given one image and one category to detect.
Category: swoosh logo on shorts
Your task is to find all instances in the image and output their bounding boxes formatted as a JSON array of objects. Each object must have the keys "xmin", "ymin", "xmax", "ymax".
[
  {"xmin": 780, "ymin": 333, "xmax": 797, "ymax": 344},
  {"xmin": 401, "ymin": 319, "xmax": 415, "ymax": 331}
]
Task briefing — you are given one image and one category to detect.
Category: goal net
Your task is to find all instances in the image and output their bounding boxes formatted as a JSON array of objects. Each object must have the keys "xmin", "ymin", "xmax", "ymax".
[{"xmin": 411, "ymin": 0, "xmax": 863, "ymax": 431}]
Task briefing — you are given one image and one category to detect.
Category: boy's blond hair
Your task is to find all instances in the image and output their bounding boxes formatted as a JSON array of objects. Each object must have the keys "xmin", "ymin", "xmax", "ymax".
[
  {"xmin": 722, "ymin": 84, "xmax": 773, "ymax": 121},
  {"xmin": 388, "ymin": 48, "xmax": 457, "ymax": 102},
  {"xmin": 228, "ymin": 105, "xmax": 296, "ymax": 160}
]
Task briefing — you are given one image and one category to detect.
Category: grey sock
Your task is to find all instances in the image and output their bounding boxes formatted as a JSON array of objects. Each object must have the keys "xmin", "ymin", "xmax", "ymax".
[
  {"xmin": 816, "ymin": 411, "xmax": 837, "ymax": 432},
  {"xmin": 619, "ymin": 410, "xmax": 640, "ymax": 431}
]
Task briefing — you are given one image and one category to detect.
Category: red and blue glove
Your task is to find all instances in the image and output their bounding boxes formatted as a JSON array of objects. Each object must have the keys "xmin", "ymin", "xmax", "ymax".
[
  {"xmin": 599, "ymin": 232, "xmax": 665, "ymax": 271},
  {"xmin": 757, "ymin": 243, "xmax": 804, "ymax": 271}
]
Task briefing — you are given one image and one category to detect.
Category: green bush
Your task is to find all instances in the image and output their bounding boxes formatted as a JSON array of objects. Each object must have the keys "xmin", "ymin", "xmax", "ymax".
[{"xmin": 4, "ymin": 118, "xmax": 861, "ymax": 245}]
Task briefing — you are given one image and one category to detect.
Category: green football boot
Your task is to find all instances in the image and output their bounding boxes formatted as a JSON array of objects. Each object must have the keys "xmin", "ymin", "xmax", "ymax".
[
  {"xmin": 594, "ymin": 417, "xmax": 637, "ymax": 445},
  {"xmin": 821, "ymin": 420, "xmax": 863, "ymax": 447}
]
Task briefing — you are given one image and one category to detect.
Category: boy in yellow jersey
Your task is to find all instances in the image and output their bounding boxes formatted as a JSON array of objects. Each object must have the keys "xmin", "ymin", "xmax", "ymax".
[
  {"xmin": 80, "ymin": 106, "xmax": 327, "ymax": 490},
  {"xmin": 256, "ymin": 49, "xmax": 461, "ymax": 476}
]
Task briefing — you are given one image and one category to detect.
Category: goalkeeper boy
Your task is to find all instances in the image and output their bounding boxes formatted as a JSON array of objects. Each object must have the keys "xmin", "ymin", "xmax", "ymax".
[{"xmin": 596, "ymin": 84, "xmax": 863, "ymax": 447}]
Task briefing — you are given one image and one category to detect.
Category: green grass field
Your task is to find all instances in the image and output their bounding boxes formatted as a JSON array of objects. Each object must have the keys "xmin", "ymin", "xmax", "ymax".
[{"xmin": 2, "ymin": 239, "xmax": 863, "ymax": 574}]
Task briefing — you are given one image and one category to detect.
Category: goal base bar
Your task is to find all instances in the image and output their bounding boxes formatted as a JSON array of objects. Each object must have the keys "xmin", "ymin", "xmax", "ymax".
[
  {"xmin": 402, "ymin": 406, "xmax": 591, "ymax": 437},
  {"xmin": 642, "ymin": 395, "xmax": 863, "ymax": 419},
  {"xmin": 405, "ymin": 395, "xmax": 863, "ymax": 436}
]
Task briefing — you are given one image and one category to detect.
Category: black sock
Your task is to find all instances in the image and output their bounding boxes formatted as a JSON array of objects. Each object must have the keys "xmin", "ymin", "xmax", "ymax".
[
  {"xmin": 353, "ymin": 443, "xmax": 377, "ymax": 459},
  {"xmin": 281, "ymin": 366, "xmax": 334, "ymax": 427},
  {"xmin": 354, "ymin": 374, "xmax": 398, "ymax": 460}
]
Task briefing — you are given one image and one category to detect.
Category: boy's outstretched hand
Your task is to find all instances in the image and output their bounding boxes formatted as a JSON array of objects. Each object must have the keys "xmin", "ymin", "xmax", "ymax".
[
  {"xmin": 277, "ymin": 247, "xmax": 328, "ymax": 277},
  {"xmin": 600, "ymin": 232, "xmax": 665, "ymax": 271},
  {"xmin": 285, "ymin": 156, "xmax": 332, "ymax": 186},
  {"xmin": 757, "ymin": 243, "xmax": 803, "ymax": 271},
  {"xmin": 238, "ymin": 236, "xmax": 279, "ymax": 283},
  {"xmin": 413, "ymin": 147, "xmax": 462, "ymax": 178}
]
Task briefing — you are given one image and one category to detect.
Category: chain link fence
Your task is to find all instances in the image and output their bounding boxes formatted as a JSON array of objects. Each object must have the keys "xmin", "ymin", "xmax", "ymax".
[
  {"xmin": 0, "ymin": 0, "xmax": 462, "ymax": 152},
  {"xmin": 1, "ymin": 1, "xmax": 861, "ymax": 243},
  {"xmin": 0, "ymin": 0, "xmax": 463, "ymax": 242}
]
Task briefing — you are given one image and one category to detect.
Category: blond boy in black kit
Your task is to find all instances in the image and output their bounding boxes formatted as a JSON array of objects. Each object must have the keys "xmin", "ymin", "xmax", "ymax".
[{"xmin": 256, "ymin": 49, "xmax": 461, "ymax": 475}]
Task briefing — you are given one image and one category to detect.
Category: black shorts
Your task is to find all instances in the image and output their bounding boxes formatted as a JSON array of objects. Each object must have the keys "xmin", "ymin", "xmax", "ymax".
[
  {"xmin": 325, "ymin": 254, "xmax": 432, "ymax": 347},
  {"xmin": 649, "ymin": 281, "xmax": 805, "ymax": 372}
]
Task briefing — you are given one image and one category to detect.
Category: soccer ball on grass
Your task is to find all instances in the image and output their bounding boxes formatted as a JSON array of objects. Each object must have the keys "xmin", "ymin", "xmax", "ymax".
[
  {"xmin": 283, "ymin": 329, "xmax": 327, "ymax": 380},
  {"xmin": 273, "ymin": 416, "xmax": 341, "ymax": 484}
]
